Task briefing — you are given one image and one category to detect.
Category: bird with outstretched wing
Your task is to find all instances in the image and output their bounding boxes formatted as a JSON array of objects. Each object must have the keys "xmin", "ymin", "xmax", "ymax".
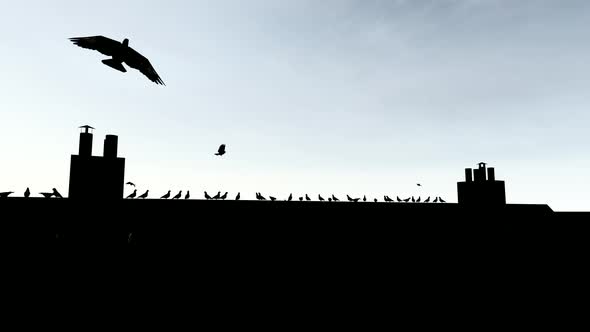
[{"xmin": 69, "ymin": 35, "xmax": 165, "ymax": 85}]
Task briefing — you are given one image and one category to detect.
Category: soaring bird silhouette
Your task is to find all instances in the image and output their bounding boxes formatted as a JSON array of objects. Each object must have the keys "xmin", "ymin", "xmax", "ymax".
[
  {"xmin": 212, "ymin": 191, "xmax": 221, "ymax": 200},
  {"xmin": 138, "ymin": 190, "xmax": 149, "ymax": 199},
  {"xmin": 185, "ymin": 191, "xmax": 190, "ymax": 199},
  {"xmin": 172, "ymin": 190, "xmax": 182, "ymax": 199},
  {"xmin": 69, "ymin": 36, "xmax": 165, "ymax": 85},
  {"xmin": 161, "ymin": 190, "xmax": 171, "ymax": 199},
  {"xmin": 215, "ymin": 144, "xmax": 226, "ymax": 156},
  {"xmin": 204, "ymin": 191, "xmax": 212, "ymax": 200},
  {"xmin": 318, "ymin": 194, "xmax": 325, "ymax": 202},
  {"xmin": 39, "ymin": 192, "xmax": 54, "ymax": 198},
  {"xmin": 126, "ymin": 189, "xmax": 137, "ymax": 199},
  {"xmin": 332, "ymin": 195, "xmax": 340, "ymax": 202},
  {"xmin": 235, "ymin": 192, "xmax": 240, "ymax": 200},
  {"xmin": 0, "ymin": 191, "xmax": 14, "ymax": 198},
  {"xmin": 287, "ymin": 193, "xmax": 292, "ymax": 201},
  {"xmin": 24, "ymin": 187, "xmax": 30, "ymax": 198},
  {"xmin": 52, "ymin": 188, "xmax": 63, "ymax": 198},
  {"xmin": 126, "ymin": 182, "xmax": 136, "ymax": 187}
]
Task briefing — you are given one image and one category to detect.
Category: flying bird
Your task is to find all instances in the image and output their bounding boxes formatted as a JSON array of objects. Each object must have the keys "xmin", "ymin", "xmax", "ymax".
[
  {"xmin": 0, "ymin": 191, "xmax": 14, "ymax": 198},
  {"xmin": 126, "ymin": 189, "xmax": 137, "ymax": 199},
  {"xmin": 215, "ymin": 144, "xmax": 226, "ymax": 156},
  {"xmin": 417, "ymin": 184, "xmax": 422, "ymax": 187},
  {"xmin": 126, "ymin": 182, "xmax": 136, "ymax": 187},
  {"xmin": 172, "ymin": 191, "xmax": 182, "ymax": 199},
  {"xmin": 138, "ymin": 190, "xmax": 149, "ymax": 199},
  {"xmin": 69, "ymin": 35, "xmax": 165, "ymax": 85},
  {"xmin": 24, "ymin": 188, "xmax": 30, "ymax": 198},
  {"xmin": 161, "ymin": 190, "xmax": 171, "ymax": 199},
  {"xmin": 52, "ymin": 188, "xmax": 63, "ymax": 198}
]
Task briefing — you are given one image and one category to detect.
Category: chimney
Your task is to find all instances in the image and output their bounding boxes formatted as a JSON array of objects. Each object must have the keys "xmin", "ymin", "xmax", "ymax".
[
  {"xmin": 78, "ymin": 125, "xmax": 94, "ymax": 157},
  {"xmin": 487, "ymin": 167, "xmax": 495, "ymax": 182},
  {"xmin": 103, "ymin": 135, "xmax": 118, "ymax": 158},
  {"xmin": 465, "ymin": 168, "xmax": 473, "ymax": 182}
]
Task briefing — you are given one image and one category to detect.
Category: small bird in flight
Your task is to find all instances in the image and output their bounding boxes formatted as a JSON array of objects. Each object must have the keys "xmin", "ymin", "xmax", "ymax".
[
  {"xmin": 126, "ymin": 182, "xmax": 136, "ymax": 187},
  {"xmin": 417, "ymin": 183, "xmax": 422, "ymax": 187},
  {"xmin": 69, "ymin": 35, "xmax": 165, "ymax": 85},
  {"xmin": 215, "ymin": 144, "xmax": 226, "ymax": 156}
]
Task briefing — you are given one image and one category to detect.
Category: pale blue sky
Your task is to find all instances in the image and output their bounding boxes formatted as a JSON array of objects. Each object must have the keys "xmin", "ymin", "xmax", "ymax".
[{"xmin": 1, "ymin": 0, "xmax": 589, "ymax": 211}]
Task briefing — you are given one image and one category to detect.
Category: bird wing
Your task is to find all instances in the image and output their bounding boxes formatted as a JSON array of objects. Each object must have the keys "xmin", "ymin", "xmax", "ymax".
[
  {"xmin": 69, "ymin": 36, "xmax": 122, "ymax": 57},
  {"xmin": 124, "ymin": 47, "xmax": 165, "ymax": 85}
]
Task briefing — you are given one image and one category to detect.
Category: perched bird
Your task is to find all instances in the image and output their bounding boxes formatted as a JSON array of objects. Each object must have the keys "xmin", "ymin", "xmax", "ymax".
[
  {"xmin": 215, "ymin": 144, "xmax": 226, "ymax": 156},
  {"xmin": 363, "ymin": 195, "xmax": 367, "ymax": 202},
  {"xmin": 347, "ymin": 195, "xmax": 354, "ymax": 202},
  {"xmin": 347, "ymin": 195, "xmax": 360, "ymax": 202},
  {"xmin": 126, "ymin": 182, "xmax": 136, "ymax": 187},
  {"xmin": 411, "ymin": 196, "xmax": 415, "ymax": 203},
  {"xmin": 424, "ymin": 196, "xmax": 430, "ymax": 203},
  {"xmin": 220, "ymin": 192, "xmax": 228, "ymax": 200},
  {"xmin": 318, "ymin": 194, "xmax": 325, "ymax": 202},
  {"xmin": 433, "ymin": 197, "xmax": 439, "ymax": 203},
  {"xmin": 328, "ymin": 198, "xmax": 332, "ymax": 202},
  {"xmin": 185, "ymin": 191, "xmax": 190, "ymax": 200},
  {"xmin": 384, "ymin": 196, "xmax": 391, "ymax": 202},
  {"xmin": 138, "ymin": 190, "xmax": 149, "ymax": 199},
  {"xmin": 204, "ymin": 191, "xmax": 212, "ymax": 200},
  {"xmin": 39, "ymin": 192, "xmax": 54, "ymax": 198},
  {"xmin": 397, "ymin": 196, "xmax": 402, "ymax": 202},
  {"xmin": 332, "ymin": 195, "xmax": 340, "ymax": 202},
  {"xmin": 403, "ymin": 197, "xmax": 411, "ymax": 203},
  {"xmin": 416, "ymin": 196, "xmax": 421, "ymax": 203},
  {"xmin": 439, "ymin": 197, "xmax": 446, "ymax": 203},
  {"xmin": 269, "ymin": 196, "xmax": 277, "ymax": 201},
  {"xmin": 212, "ymin": 191, "xmax": 221, "ymax": 200},
  {"xmin": 235, "ymin": 192, "xmax": 240, "ymax": 200},
  {"xmin": 287, "ymin": 193, "xmax": 292, "ymax": 201},
  {"xmin": 69, "ymin": 35, "xmax": 165, "ymax": 85},
  {"xmin": 126, "ymin": 189, "xmax": 137, "ymax": 199},
  {"xmin": 374, "ymin": 198, "xmax": 378, "ymax": 202},
  {"xmin": 299, "ymin": 197, "xmax": 303, "ymax": 201},
  {"xmin": 161, "ymin": 190, "xmax": 171, "ymax": 199},
  {"xmin": 52, "ymin": 188, "xmax": 63, "ymax": 198},
  {"xmin": 305, "ymin": 194, "xmax": 311, "ymax": 201},
  {"xmin": 24, "ymin": 188, "xmax": 30, "ymax": 198},
  {"xmin": 0, "ymin": 191, "xmax": 14, "ymax": 198},
  {"xmin": 172, "ymin": 191, "xmax": 182, "ymax": 199},
  {"xmin": 258, "ymin": 193, "xmax": 267, "ymax": 201}
]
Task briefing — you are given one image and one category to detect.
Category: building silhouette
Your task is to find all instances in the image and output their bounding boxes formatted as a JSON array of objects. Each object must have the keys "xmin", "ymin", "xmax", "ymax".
[
  {"xmin": 68, "ymin": 126, "xmax": 125, "ymax": 199},
  {"xmin": 457, "ymin": 162, "xmax": 506, "ymax": 206}
]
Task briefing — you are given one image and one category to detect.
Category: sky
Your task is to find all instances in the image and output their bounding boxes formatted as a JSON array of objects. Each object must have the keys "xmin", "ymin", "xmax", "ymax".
[{"xmin": 1, "ymin": 0, "xmax": 589, "ymax": 211}]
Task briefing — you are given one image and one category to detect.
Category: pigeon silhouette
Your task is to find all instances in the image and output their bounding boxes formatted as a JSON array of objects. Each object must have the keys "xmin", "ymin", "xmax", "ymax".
[
  {"xmin": 172, "ymin": 190, "xmax": 182, "ymax": 199},
  {"xmin": 269, "ymin": 196, "xmax": 277, "ymax": 201},
  {"xmin": 24, "ymin": 188, "xmax": 30, "ymax": 198},
  {"xmin": 161, "ymin": 190, "xmax": 171, "ymax": 199},
  {"xmin": 39, "ymin": 192, "xmax": 54, "ymax": 198},
  {"xmin": 318, "ymin": 194, "xmax": 325, "ymax": 202},
  {"xmin": 185, "ymin": 191, "xmax": 190, "ymax": 199},
  {"xmin": 411, "ymin": 196, "xmax": 415, "ymax": 203},
  {"xmin": 397, "ymin": 196, "xmax": 402, "ymax": 202},
  {"xmin": 258, "ymin": 193, "xmax": 267, "ymax": 201},
  {"xmin": 433, "ymin": 197, "xmax": 439, "ymax": 203},
  {"xmin": 220, "ymin": 192, "xmax": 228, "ymax": 200},
  {"xmin": 204, "ymin": 191, "xmax": 212, "ymax": 200},
  {"xmin": 52, "ymin": 188, "xmax": 63, "ymax": 198},
  {"xmin": 212, "ymin": 191, "xmax": 221, "ymax": 200},
  {"xmin": 403, "ymin": 197, "xmax": 411, "ymax": 203},
  {"xmin": 138, "ymin": 190, "xmax": 149, "ymax": 199},
  {"xmin": 374, "ymin": 198, "xmax": 378, "ymax": 202},
  {"xmin": 288, "ymin": 193, "xmax": 292, "ymax": 201},
  {"xmin": 215, "ymin": 144, "xmax": 226, "ymax": 156},
  {"xmin": 363, "ymin": 195, "xmax": 367, "ymax": 202},
  {"xmin": 305, "ymin": 194, "xmax": 311, "ymax": 201},
  {"xmin": 235, "ymin": 192, "xmax": 240, "ymax": 200},
  {"xmin": 424, "ymin": 196, "xmax": 430, "ymax": 203},
  {"xmin": 417, "ymin": 184, "xmax": 422, "ymax": 187},
  {"xmin": 69, "ymin": 35, "xmax": 165, "ymax": 85},
  {"xmin": 299, "ymin": 197, "xmax": 303, "ymax": 201},
  {"xmin": 439, "ymin": 197, "xmax": 446, "ymax": 203},
  {"xmin": 416, "ymin": 196, "xmax": 421, "ymax": 203},
  {"xmin": 126, "ymin": 189, "xmax": 137, "ymax": 199},
  {"xmin": 332, "ymin": 195, "xmax": 340, "ymax": 202},
  {"xmin": 0, "ymin": 191, "xmax": 14, "ymax": 198},
  {"xmin": 328, "ymin": 198, "xmax": 332, "ymax": 202}
]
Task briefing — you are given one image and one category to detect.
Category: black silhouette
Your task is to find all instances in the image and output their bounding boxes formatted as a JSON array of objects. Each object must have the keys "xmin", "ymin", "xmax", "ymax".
[
  {"xmin": 305, "ymin": 194, "xmax": 311, "ymax": 201},
  {"xmin": 24, "ymin": 188, "xmax": 30, "ymax": 198},
  {"xmin": 215, "ymin": 144, "xmax": 226, "ymax": 156},
  {"xmin": 39, "ymin": 192, "xmax": 54, "ymax": 198},
  {"xmin": 185, "ymin": 191, "xmax": 190, "ymax": 199},
  {"xmin": 161, "ymin": 190, "xmax": 171, "ymax": 199},
  {"xmin": 439, "ymin": 197, "xmax": 446, "ymax": 203},
  {"xmin": 363, "ymin": 195, "xmax": 366, "ymax": 202},
  {"xmin": 374, "ymin": 198, "xmax": 378, "ymax": 202},
  {"xmin": 235, "ymin": 192, "xmax": 240, "ymax": 200},
  {"xmin": 328, "ymin": 198, "xmax": 332, "ymax": 202},
  {"xmin": 416, "ymin": 196, "xmax": 421, "ymax": 203},
  {"xmin": 397, "ymin": 196, "xmax": 402, "ymax": 202},
  {"xmin": 347, "ymin": 195, "xmax": 360, "ymax": 202},
  {"xmin": 172, "ymin": 191, "xmax": 182, "ymax": 199},
  {"xmin": 424, "ymin": 196, "xmax": 430, "ymax": 203},
  {"xmin": 332, "ymin": 195, "xmax": 340, "ymax": 202},
  {"xmin": 411, "ymin": 196, "xmax": 415, "ymax": 203},
  {"xmin": 0, "ymin": 191, "xmax": 14, "ymax": 198},
  {"xmin": 204, "ymin": 191, "xmax": 212, "ymax": 200},
  {"xmin": 270, "ymin": 196, "xmax": 277, "ymax": 201},
  {"xmin": 403, "ymin": 197, "xmax": 411, "ymax": 203},
  {"xmin": 299, "ymin": 197, "xmax": 303, "ymax": 201},
  {"xmin": 212, "ymin": 191, "xmax": 221, "ymax": 200},
  {"xmin": 417, "ymin": 184, "xmax": 422, "ymax": 187},
  {"xmin": 288, "ymin": 193, "xmax": 292, "ymax": 201},
  {"xmin": 53, "ymin": 188, "xmax": 63, "ymax": 198},
  {"xmin": 434, "ymin": 197, "xmax": 439, "ymax": 203},
  {"xmin": 384, "ymin": 195, "xmax": 392, "ymax": 202},
  {"xmin": 69, "ymin": 36, "xmax": 165, "ymax": 85},
  {"xmin": 138, "ymin": 190, "xmax": 149, "ymax": 199},
  {"xmin": 257, "ymin": 193, "xmax": 267, "ymax": 201},
  {"xmin": 458, "ymin": 163, "xmax": 505, "ymax": 206},
  {"xmin": 318, "ymin": 194, "xmax": 325, "ymax": 202},
  {"xmin": 126, "ymin": 182, "xmax": 136, "ymax": 187},
  {"xmin": 220, "ymin": 192, "xmax": 228, "ymax": 200},
  {"xmin": 126, "ymin": 189, "xmax": 137, "ymax": 199}
]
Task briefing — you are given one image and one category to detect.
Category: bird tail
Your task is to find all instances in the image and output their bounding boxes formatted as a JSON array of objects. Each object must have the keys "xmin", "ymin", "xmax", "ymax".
[{"xmin": 102, "ymin": 59, "xmax": 127, "ymax": 72}]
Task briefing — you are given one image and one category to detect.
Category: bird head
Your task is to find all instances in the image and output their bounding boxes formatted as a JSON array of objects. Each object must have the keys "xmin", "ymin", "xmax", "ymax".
[{"xmin": 122, "ymin": 38, "xmax": 129, "ymax": 47}]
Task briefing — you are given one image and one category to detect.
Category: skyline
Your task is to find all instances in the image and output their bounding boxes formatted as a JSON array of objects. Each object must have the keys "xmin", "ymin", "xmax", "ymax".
[{"xmin": 1, "ymin": 0, "xmax": 590, "ymax": 211}]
